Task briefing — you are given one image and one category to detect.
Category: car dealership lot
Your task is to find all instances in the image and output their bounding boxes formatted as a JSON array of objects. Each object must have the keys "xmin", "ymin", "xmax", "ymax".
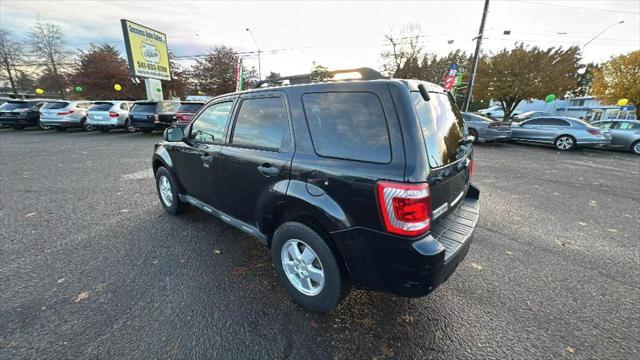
[{"xmin": 1, "ymin": 129, "xmax": 638, "ymax": 359}]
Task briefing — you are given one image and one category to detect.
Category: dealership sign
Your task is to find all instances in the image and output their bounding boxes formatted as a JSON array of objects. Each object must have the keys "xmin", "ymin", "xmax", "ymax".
[{"xmin": 120, "ymin": 19, "xmax": 171, "ymax": 81}]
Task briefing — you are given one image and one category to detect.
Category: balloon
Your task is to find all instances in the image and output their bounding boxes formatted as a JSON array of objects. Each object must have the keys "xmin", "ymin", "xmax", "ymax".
[
  {"xmin": 35, "ymin": 88, "xmax": 44, "ymax": 95},
  {"xmin": 74, "ymin": 86, "xmax": 83, "ymax": 93},
  {"xmin": 114, "ymin": 84, "xmax": 122, "ymax": 91},
  {"xmin": 617, "ymin": 98, "xmax": 629, "ymax": 106},
  {"xmin": 197, "ymin": 91, "xmax": 204, "ymax": 95},
  {"xmin": 545, "ymin": 94, "xmax": 556, "ymax": 103},
  {"xmin": 155, "ymin": 88, "xmax": 162, "ymax": 93}
]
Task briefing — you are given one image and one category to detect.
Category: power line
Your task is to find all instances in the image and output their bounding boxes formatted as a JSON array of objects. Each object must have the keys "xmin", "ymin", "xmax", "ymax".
[{"xmin": 506, "ymin": 0, "xmax": 640, "ymax": 15}]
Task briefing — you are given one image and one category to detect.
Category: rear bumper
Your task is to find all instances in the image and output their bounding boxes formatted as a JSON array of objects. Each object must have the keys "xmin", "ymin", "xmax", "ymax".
[
  {"xmin": 131, "ymin": 121, "xmax": 168, "ymax": 130},
  {"xmin": 41, "ymin": 117, "xmax": 82, "ymax": 127},
  {"xmin": 87, "ymin": 118, "xmax": 123, "ymax": 127},
  {"xmin": 0, "ymin": 116, "xmax": 36, "ymax": 126},
  {"xmin": 331, "ymin": 184, "xmax": 480, "ymax": 297}
]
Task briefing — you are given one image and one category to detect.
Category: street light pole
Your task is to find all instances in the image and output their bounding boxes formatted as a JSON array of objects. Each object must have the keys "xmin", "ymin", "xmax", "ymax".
[
  {"xmin": 583, "ymin": 20, "xmax": 624, "ymax": 48},
  {"xmin": 246, "ymin": 28, "xmax": 262, "ymax": 80},
  {"xmin": 462, "ymin": 0, "xmax": 490, "ymax": 112}
]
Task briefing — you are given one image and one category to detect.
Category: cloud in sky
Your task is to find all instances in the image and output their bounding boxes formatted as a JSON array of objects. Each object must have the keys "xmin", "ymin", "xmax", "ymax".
[{"xmin": 1, "ymin": 0, "xmax": 638, "ymax": 75}]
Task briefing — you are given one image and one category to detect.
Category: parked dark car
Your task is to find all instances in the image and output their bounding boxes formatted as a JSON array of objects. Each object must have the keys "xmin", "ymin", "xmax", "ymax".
[
  {"xmin": 462, "ymin": 112, "xmax": 511, "ymax": 142},
  {"xmin": 510, "ymin": 116, "xmax": 611, "ymax": 151},
  {"xmin": 0, "ymin": 99, "xmax": 48, "ymax": 129},
  {"xmin": 174, "ymin": 101, "xmax": 205, "ymax": 127},
  {"xmin": 151, "ymin": 68, "xmax": 480, "ymax": 312},
  {"xmin": 129, "ymin": 100, "xmax": 181, "ymax": 133},
  {"xmin": 593, "ymin": 120, "xmax": 640, "ymax": 154}
]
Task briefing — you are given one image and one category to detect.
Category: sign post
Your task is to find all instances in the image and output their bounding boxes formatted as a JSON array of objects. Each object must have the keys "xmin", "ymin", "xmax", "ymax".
[{"xmin": 120, "ymin": 19, "xmax": 171, "ymax": 100}]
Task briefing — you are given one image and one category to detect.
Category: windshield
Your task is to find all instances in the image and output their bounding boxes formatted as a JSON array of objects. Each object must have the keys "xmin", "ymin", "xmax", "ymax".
[
  {"xmin": 131, "ymin": 103, "xmax": 157, "ymax": 113},
  {"xmin": 89, "ymin": 102, "xmax": 114, "ymax": 111},
  {"xmin": 412, "ymin": 92, "xmax": 468, "ymax": 168},
  {"xmin": 0, "ymin": 101, "xmax": 29, "ymax": 110},
  {"xmin": 42, "ymin": 102, "xmax": 70, "ymax": 110}
]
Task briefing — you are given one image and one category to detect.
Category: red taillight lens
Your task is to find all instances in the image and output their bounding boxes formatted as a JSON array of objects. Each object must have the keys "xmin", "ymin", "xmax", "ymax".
[
  {"xmin": 587, "ymin": 128, "xmax": 600, "ymax": 136},
  {"xmin": 377, "ymin": 181, "xmax": 431, "ymax": 236},
  {"xmin": 469, "ymin": 159, "xmax": 474, "ymax": 178},
  {"xmin": 109, "ymin": 111, "xmax": 119, "ymax": 118},
  {"xmin": 57, "ymin": 110, "xmax": 74, "ymax": 115}
]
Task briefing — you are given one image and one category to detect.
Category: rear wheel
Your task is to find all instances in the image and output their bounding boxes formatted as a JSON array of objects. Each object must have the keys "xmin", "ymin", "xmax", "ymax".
[
  {"xmin": 38, "ymin": 120, "xmax": 51, "ymax": 130},
  {"xmin": 155, "ymin": 166, "xmax": 189, "ymax": 215},
  {"xmin": 124, "ymin": 119, "xmax": 136, "ymax": 133},
  {"xmin": 631, "ymin": 141, "xmax": 640, "ymax": 155},
  {"xmin": 555, "ymin": 135, "xmax": 576, "ymax": 151},
  {"xmin": 271, "ymin": 222, "xmax": 349, "ymax": 313}
]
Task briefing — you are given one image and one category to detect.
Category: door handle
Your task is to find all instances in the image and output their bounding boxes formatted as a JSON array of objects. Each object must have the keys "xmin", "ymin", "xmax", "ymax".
[
  {"xmin": 200, "ymin": 154, "xmax": 213, "ymax": 168},
  {"xmin": 307, "ymin": 171, "xmax": 329, "ymax": 187},
  {"xmin": 257, "ymin": 163, "xmax": 280, "ymax": 177}
]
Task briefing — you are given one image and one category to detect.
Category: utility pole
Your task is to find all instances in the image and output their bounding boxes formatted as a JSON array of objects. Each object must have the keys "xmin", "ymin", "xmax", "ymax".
[
  {"xmin": 463, "ymin": 0, "xmax": 489, "ymax": 112},
  {"xmin": 246, "ymin": 28, "xmax": 262, "ymax": 81}
]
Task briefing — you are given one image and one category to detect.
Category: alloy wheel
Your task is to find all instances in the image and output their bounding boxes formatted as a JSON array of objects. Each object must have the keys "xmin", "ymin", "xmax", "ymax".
[
  {"xmin": 281, "ymin": 239, "xmax": 325, "ymax": 296},
  {"xmin": 556, "ymin": 136, "xmax": 574, "ymax": 150},
  {"xmin": 633, "ymin": 142, "xmax": 640, "ymax": 155},
  {"xmin": 158, "ymin": 175, "xmax": 173, "ymax": 206}
]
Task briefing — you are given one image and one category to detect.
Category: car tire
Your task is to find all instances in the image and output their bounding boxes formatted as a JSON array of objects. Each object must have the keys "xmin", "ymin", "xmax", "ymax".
[
  {"xmin": 631, "ymin": 141, "xmax": 640, "ymax": 155},
  {"xmin": 155, "ymin": 166, "xmax": 189, "ymax": 215},
  {"xmin": 38, "ymin": 120, "xmax": 51, "ymax": 130},
  {"xmin": 555, "ymin": 135, "xmax": 576, "ymax": 151},
  {"xmin": 124, "ymin": 119, "xmax": 136, "ymax": 133},
  {"xmin": 469, "ymin": 128, "xmax": 479, "ymax": 143},
  {"xmin": 81, "ymin": 118, "xmax": 93, "ymax": 131},
  {"xmin": 271, "ymin": 222, "xmax": 350, "ymax": 313}
]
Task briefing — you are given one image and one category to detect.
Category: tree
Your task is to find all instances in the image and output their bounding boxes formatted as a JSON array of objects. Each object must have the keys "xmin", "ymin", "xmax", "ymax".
[
  {"xmin": 474, "ymin": 44, "xmax": 582, "ymax": 121},
  {"xmin": 262, "ymin": 71, "xmax": 282, "ymax": 86},
  {"xmin": 162, "ymin": 52, "xmax": 189, "ymax": 99},
  {"xmin": 570, "ymin": 62, "xmax": 599, "ymax": 97},
  {"xmin": 29, "ymin": 20, "xmax": 69, "ymax": 98},
  {"xmin": 71, "ymin": 44, "xmax": 144, "ymax": 100},
  {"xmin": 309, "ymin": 62, "xmax": 329, "ymax": 81},
  {"xmin": 0, "ymin": 29, "xmax": 26, "ymax": 96},
  {"xmin": 418, "ymin": 50, "xmax": 472, "ymax": 85},
  {"xmin": 15, "ymin": 70, "xmax": 35, "ymax": 93},
  {"xmin": 380, "ymin": 23, "xmax": 423, "ymax": 77},
  {"xmin": 189, "ymin": 46, "xmax": 238, "ymax": 96},
  {"xmin": 592, "ymin": 50, "xmax": 640, "ymax": 118},
  {"xmin": 242, "ymin": 66, "xmax": 259, "ymax": 89}
]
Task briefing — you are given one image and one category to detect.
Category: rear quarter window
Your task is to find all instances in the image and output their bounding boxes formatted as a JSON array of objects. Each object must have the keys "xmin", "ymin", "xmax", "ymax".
[
  {"xmin": 42, "ymin": 102, "xmax": 70, "ymax": 110},
  {"xmin": 302, "ymin": 92, "xmax": 391, "ymax": 163}
]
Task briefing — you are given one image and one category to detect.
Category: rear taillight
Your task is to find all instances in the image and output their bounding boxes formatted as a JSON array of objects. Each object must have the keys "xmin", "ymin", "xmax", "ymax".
[
  {"xmin": 109, "ymin": 111, "xmax": 119, "ymax": 118},
  {"xmin": 57, "ymin": 110, "xmax": 74, "ymax": 115},
  {"xmin": 469, "ymin": 159, "xmax": 474, "ymax": 178},
  {"xmin": 587, "ymin": 128, "xmax": 601, "ymax": 136},
  {"xmin": 377, "ymin": 181, "xmax": 431, "ymax": 236}
]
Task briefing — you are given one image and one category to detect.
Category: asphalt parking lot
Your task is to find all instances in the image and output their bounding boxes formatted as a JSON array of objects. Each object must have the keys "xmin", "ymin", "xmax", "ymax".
[{"xmin": 1, "ymin": 127, "xmax": 639, "ymax": 359}]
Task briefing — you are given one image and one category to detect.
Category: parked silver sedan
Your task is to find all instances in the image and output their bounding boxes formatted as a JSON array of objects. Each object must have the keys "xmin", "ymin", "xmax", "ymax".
[
  {"xmin": 462, "ymin": 112, "xmax": 511, "ymax": 142},
  {"xmin": 87, "ymin": 101, "xmax": 135, "ymax": 133},
  {"xmin": 593, "ymin": 120, "xmax": 640, "ymax": 155},
  {"xmin": 40, "ymin": 101, "xmax": 93, "ymax": 131},
  {"xmin": 510, "ymin": 116, "xmax": 611, "ymax": 151}
]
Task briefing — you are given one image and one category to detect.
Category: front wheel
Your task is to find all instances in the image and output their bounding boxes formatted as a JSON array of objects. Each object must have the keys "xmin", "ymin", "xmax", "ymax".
[
  {"xmin": 468, "ymin": 128, "xmax": 479, "ymax": 143},
  {"xmin": 555, "ymin": 135, "xmax": 576, "ymax": 151},
  {"xmin": 38, "ymin": 120, "xmax": 51, "ymax": 130},
  {"xmin": 81, "ymin": 118, "xmax": 93, "ymax": 131},
  {"xmin": 155, "ymin": 166, "xmax": 189, "ymax": 215},
  {"xmin": 124, "ymin": 119, "xmax": 136, "ymax": 133},
  {"xmin": 631, "ymin": 141, "xmax": 640, "ymax": 155},
  {"xmin": 271, "ymin": 222, "xmax": 350, "ymax": 313}
]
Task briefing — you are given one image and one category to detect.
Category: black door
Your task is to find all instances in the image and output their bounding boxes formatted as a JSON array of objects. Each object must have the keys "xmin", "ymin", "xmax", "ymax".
[
  {"xmin": 170, "ymin": 99, "xmax": 237, "ymax": 206},
  {"xmin": 216, "ymin": 93, "xmax": 293, "ymax": 225}
]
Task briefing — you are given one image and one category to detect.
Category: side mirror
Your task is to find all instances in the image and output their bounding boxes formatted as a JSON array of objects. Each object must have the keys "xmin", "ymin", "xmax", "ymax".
[{"xmin": 163, "ymin": 127, "xmax": 185, "ymax": 142}]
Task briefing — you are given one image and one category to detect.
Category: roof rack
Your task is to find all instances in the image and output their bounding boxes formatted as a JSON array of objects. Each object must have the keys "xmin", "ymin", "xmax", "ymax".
[{"xmin": 254, "ymin": 67, "xmax": 386, "ymax": 89}]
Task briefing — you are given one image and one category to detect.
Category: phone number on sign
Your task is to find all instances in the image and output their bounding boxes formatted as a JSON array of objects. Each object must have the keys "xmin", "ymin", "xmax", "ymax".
[{"xmin": 136, "ymin": 61, "xmax": 168, "ymax": 73}]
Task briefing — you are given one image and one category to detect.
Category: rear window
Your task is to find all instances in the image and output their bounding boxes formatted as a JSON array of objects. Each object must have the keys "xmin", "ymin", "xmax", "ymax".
[
  {"xmin": 0, "ymin": 101, "xmax": 29, "ymax": 110},
  {"xmin": 131, "ymin": 103, "xmax": 157, "ymax": 113},
  {"xmin": 302, "ymin": 92, "xmax": 391, "ymax": 163},
  {"xmin": 42, "ymin": 102, "xmax": 70, "ymax": 110},
  {"xmin": 160, "ymin": 101, "xmax": 181, "ymax": 112},
  {"xmin": 179, "ymin": 103, "xmax": 204, "ymax": 113},
  {"xmin": 411, "ymin": 92, "xmax": 466, "ymax": 168},
  {"xmin": 89, "ymin": 102, "xmax": 113, "ymax": 111}
]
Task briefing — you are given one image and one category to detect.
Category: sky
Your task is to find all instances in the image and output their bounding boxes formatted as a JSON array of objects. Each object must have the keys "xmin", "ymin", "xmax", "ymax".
[{"xmin": 1, "ymin": 0, "xmax": 639, "ymax": 77}]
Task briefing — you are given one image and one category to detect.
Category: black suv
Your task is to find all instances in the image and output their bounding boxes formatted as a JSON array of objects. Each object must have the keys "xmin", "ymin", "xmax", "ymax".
[
  {"xmin": 152, "ymin": 68, "xmax": 480, "ymax": 312},
  {"xmin": 0, "ymin": 99, "xmax": 47, "ymax": 129},
  {"xmin": 130, "ymin": 100, "xmax": 181, "ymax": 133}
]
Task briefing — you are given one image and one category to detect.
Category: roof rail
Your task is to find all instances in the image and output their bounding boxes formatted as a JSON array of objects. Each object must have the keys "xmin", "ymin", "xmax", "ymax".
[{"xmin": 254, "ymin": 67, "xmax": 386, "ymax": 89}]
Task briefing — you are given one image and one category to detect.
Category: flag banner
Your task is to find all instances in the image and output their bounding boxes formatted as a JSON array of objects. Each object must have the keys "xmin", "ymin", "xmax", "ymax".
[
  {"xmin": 443, "ymin": 63, "xmax": 458, "ymax": 91},
  {"xmin": 235, "ymin": 58, "xmax": 244, "ymax": 92}
]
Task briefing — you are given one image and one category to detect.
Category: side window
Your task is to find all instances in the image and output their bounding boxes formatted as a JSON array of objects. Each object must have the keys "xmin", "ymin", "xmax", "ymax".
[
  {"xmin": 620, "ymin": 122, "xmax": 638, "ymax": 130},
  {"xmin": 302, "ymin": 92, "xmax": 391, "ymax": 163},
  {"xmin": 120, "ymin": 103, "xmax": 129, "ymax": 110},
  {"xmin": 231, "ymin": 97, "xmax": 289, "ymax": 151},
  {"xmin": 190, "ymin": 101, "xmax": 234, "ymax": 143},
  {"xmin": 598, "ymin": 122, "xmax": 613, "ymax": 129},
  {"xmin": 524, "ymin": 119, "xmax": 545, "ymax": 126}
]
